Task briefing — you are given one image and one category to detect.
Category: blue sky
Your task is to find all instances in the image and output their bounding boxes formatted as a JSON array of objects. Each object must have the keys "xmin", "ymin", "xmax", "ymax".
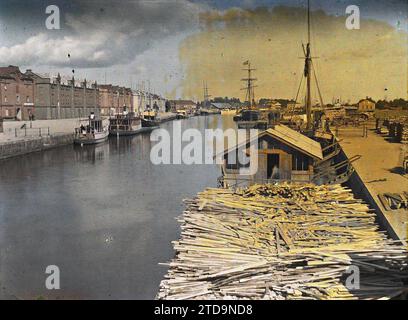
[
  {"xmin": 192, "ymin": 0, "xmax": 407, "ymax": 27},
  {"xmin": 189, "ymin": 0, "xmax": 407, "ymax": 48}
]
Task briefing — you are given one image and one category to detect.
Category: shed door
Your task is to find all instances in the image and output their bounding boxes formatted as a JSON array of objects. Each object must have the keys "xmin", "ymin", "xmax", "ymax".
[
  {"xmin": 280, "ymin": 153, "xmax": 292, "ymax": 180},
  {"xmin": 256, "ymin": 153, "xmax": 267, "ymax": 181}
]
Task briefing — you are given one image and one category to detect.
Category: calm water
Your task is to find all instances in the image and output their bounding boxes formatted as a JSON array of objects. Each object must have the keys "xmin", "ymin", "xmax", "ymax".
[{"xmin": 0, "ymin": 115, "xmax": 233, "ymax": 299}]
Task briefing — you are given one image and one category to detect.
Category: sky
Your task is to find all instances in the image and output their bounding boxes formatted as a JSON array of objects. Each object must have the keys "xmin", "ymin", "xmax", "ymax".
[{"xmin": 0, "ymin": 0, "xmax": 406, "ymax": 102}]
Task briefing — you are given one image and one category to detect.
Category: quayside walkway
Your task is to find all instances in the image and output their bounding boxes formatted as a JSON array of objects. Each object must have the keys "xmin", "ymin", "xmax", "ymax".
[{"xmin": 336, "ymin": 124, "xmax": 408, "ymax": 241}]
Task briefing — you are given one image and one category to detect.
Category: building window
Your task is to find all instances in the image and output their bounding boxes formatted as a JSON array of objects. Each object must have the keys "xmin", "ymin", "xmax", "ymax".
[
  {"xmin": 226, "ymin": 150, "xmax": 239, "ymax": 170},
  {"xmin": 292, "ymin": 153, "xmax": 309, "ymax": 171},
  {"xmin": 26, "ymin": 96, "xmax": 30, "ymax": 103},
  {"xmin": 225, "ymin": 149, "xmax": 250, "ymax": 169},
  {"xmin": 4, "ymin": 96, "xmax": 7, "ymax": 103},
  {"xmin": 16, "ymin": 95, "xmax": 20, "ymax": 103},
  {"xmin": 4, "ymin": 85, "xmax": 7, "ymax": 91}
]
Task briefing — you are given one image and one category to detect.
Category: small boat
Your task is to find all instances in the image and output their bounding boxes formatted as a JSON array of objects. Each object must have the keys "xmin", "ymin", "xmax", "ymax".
[
  {"xmin": 141, "ymin": 118, "xmax": 160, "ymax": 129},
  {"xmin": 74, "ymin": 114, "xmax": 109, "ymax": 145},
  {"xmin": 109, "ymin": 112, "xmax": 144, "ymax": 136},
  {"xmin": 234, "ymin": 61, "xmax": 268, "ymax": 129},
  {"xmin": 142, "ymin": 109, "xmax": 160, "ymax": 129},
  {"xmin": 235, "ymin": 109, "xmax": 267, "ymax": 130},
  {"xmin": 176, "ymin": 110, "xmax": 189, "ymax": 119},
  {"xmin": 221, "ymin": 109, "xmax": 236, "ymax": 115},
  {"xmin": 200, "ymin": 108, "xmax": 221, "ymax": 115}
]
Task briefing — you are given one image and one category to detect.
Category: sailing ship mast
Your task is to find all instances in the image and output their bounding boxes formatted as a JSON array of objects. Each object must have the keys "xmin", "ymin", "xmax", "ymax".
[
  {"xmin": 203, "ymin": 81, "xmax": 211, "ymax": 107},
  {"xmin": 304, "ymin": 0, "xmax": 312, "ymax": 130},
  {"xmin": 148, "ymin": 80, "xmax": 152, "ymax": 109},
  {"xmin": 241, "ymin": 60, "xmax": 257, "ymax": 110},
  {"xmin": 291, "ymin": 0, "xmax": 325, "ymax": 129}
]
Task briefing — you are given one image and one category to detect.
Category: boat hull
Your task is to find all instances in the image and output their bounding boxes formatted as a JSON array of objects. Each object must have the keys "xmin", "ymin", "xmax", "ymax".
[
  {"xmin": 74, "ymin": 131, "xmax": 109, "ymax": 145},
  {"xmin": 142, "ymin": 118, "xmax": 160, "ymax": 127},
  {"xmin": 139, "ymin": 126, "xmax": 159, "ymax": 133},
  {"xmin": 176, "ymin": 114, "xmax": 189, "ymax": 119},
  {"xmin": 237, "ymin": 121, "xmax": 268, "ymax": 130},
  {"xmin": 221, "ymin": 110, "xmax": 237, "ymax": 115},
  {"xmin": 109, "ymin": 127, "xmax": 146, "ymax": 136},
  {"xmin": 74, "ymin": 136, "xmax": 108, "ymax": 145}
]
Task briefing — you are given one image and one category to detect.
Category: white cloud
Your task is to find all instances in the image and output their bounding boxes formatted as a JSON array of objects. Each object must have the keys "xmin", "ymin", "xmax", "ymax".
[
  {"xmin": 0, "ymin": 0, "xmax": 207, "ymax": 96},
  {"xmin": 0, "ymin": 33, "xmax": 113, "ymax": 67},
  {"xmin": 0, "ymin": 0, "xmax": 204, "ymax": 68}
]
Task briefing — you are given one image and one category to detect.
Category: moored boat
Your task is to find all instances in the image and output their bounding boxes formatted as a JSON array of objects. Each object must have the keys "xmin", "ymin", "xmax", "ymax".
[
  {"xmin": 233, "ymin": 60, "xmax": 266, "ymax": 129},
  {"xmin": 235, "ymin": 109, "xmax": 267, "ymax": 130},
  {"xmin": 142, "ymin": 109, "xmax": 160, "ymax": 129},
  {"xmin": 74, "ymin": 113, "xmax": 109, "ymax": 145},
  {"xmin": 221, "ymin": 109, "xmax": 237, "ymax": 115},
  {"xmin": 176, "ymin": 110, "xmax": 189, "ymax": 119},
  {"xmin": 109, "ymin": 112, "xmax": 144, "ymax": 136}
]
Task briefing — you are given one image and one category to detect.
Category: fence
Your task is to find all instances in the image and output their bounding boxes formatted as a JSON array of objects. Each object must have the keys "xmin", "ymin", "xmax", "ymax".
[{"xmin": 2, "ymin": 126, "xmax": 50, "ymax": 138}]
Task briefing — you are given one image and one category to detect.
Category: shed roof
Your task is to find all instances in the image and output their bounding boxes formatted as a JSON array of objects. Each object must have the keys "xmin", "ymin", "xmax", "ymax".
[
  {"xmin": 358, "ymin": 97, "xmax": 376, "ymax": 104},
  {"xmin": 221, "ymin": 124, "xmax": 323, "ymax": 160},
  {"xmin": 211, "ymin": 102, "xmax": 232, "ymax": 109},
  {"xmin": 265, "ymin": 125, "xmax": 323, "ymax": 160}
]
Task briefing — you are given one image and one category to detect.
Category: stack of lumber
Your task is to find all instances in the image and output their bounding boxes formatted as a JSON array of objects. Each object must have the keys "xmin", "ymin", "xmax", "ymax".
[
  {"xmin": 158, "ymin": 183, "xmax": 408, "ymax": 300},
  {"xmin": 401, "ymin": 124, "xmax": 408, "ymax": 144},
  {"xmin": 379, "ymin": 193, "xmax": 408, "ymax": 210}
]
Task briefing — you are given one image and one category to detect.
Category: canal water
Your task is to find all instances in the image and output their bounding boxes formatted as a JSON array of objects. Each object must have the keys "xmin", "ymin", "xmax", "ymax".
[{"xmin": 0, "ymin": 115, "xmax": 234, "ymax": 299}]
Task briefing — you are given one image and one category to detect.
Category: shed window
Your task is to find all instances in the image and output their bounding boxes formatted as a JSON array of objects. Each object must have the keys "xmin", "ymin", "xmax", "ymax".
[
  {"xmin": 292, "ymin": 153, "xmax": 309, "ymax": 171},
  {"xmin": 225, "ymin": 149, "xmax": 250, "ymax": 169}
]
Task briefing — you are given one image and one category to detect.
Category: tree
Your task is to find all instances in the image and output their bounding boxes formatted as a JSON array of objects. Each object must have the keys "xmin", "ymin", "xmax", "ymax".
[{"xmin": 211, "ymin": 97, "xmax": 241, "ymax": 104}]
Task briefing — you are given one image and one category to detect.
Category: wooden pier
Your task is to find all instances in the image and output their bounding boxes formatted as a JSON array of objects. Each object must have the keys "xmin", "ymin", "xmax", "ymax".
[{"xmin": 336, "ymin": 124, "xmax": 408, "ymax": 241}]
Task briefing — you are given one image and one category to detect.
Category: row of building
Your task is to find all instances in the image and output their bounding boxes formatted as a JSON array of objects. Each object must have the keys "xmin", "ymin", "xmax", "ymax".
[{"xmin": 0, "ymin": 66, "xmax": 168, "ymax": 120}]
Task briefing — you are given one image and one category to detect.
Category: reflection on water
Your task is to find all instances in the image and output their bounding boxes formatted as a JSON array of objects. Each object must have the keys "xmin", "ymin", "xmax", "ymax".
[
  {"xmin": 74, "ymin": 144, "xmax": 106, "ymax": 163},
  {"xmin": 0, "ymin": 115, "xmax": 230, "ymax": 300}
]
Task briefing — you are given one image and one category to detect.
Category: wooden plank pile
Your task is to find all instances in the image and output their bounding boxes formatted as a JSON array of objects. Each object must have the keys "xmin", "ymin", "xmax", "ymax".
[
  {"xmin": 158, "ymin": 183, "xmax": 408, "ymax": 300},
  {"xmin": 379, "ymin": 193, "xmax": 408, "ymax": 210},
  {"xmin": 401, "ymin": 124, "xmax": 408, "ymax": 144}
]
